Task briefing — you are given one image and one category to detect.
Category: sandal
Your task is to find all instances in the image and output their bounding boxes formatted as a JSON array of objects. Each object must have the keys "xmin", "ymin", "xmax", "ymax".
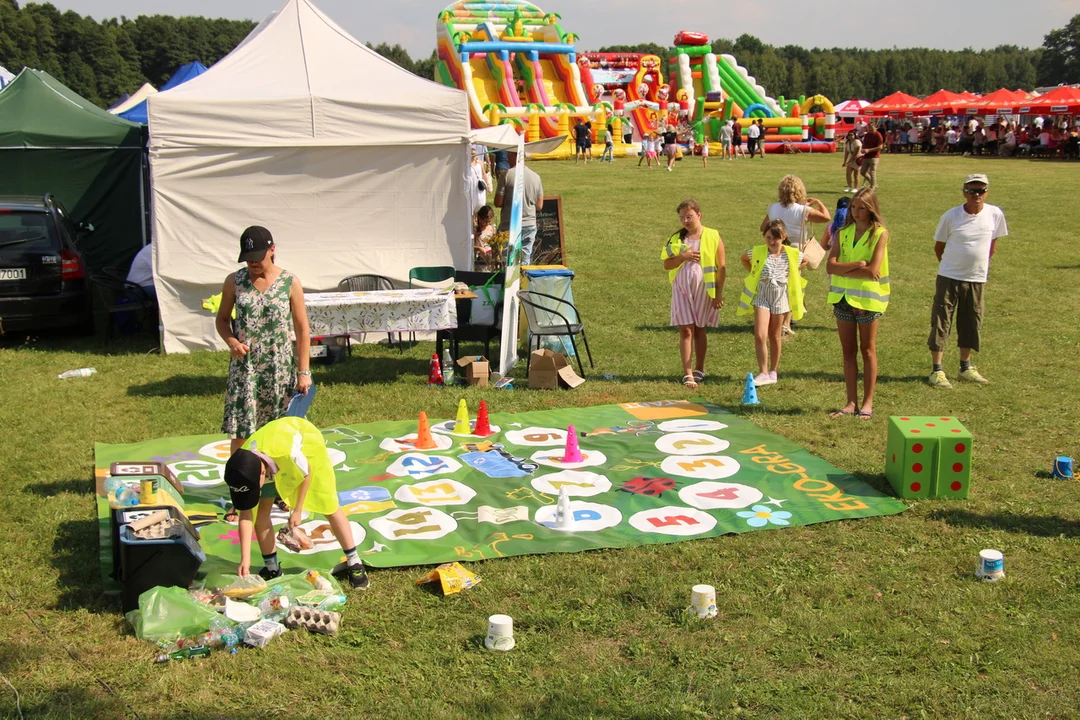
[
  {"xmin": 274, "ymin": 497, "xmax": 291, "ymax": 513},
  {"xmin": 828, "ymin": 408, "xmax": 856, "ymax": 419},
  {"xmin": 682, "ymin": 374, "xmax": 698, "ymax": 389},
  {"xmin": 692, "ymin": 370, "xmax": 705, "ymax": 385},
  {"xmin": 857, "ymin": 410, "xmax": 874, "ymax": 420}
]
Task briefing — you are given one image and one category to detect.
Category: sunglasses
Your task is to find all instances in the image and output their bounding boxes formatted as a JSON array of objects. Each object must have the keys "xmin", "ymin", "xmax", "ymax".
[{"xmin": 963, "ymin": 187, "xmax": 987, "ymax": 196}]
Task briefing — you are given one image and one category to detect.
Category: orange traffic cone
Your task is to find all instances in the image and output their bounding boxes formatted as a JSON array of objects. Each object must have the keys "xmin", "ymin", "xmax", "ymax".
[
  {"xmin": 428, "ymin": 353, "xmax": 443, "ymax": 385},
  {"xmin": 414, "ymin": 412, "xmax": 437, "ymax": 450},
  {"xmin": 473, "ymin": 400, "xmax": 493, "ymax": 437}
]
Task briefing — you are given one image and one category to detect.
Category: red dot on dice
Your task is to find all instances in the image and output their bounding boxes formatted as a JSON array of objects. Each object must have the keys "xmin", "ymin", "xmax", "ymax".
[
  {"xmin": 940, "ymin": 417, "xmax": 950, "ymax": 421},
  {"xmin": 951, "ymin": 429, "xmax": 962, "ymax": 433},
  {"xmin": 951, "ymin": 481, "xmax": 962, "ymax": 491},
  {"xmin": 955, "ymin": 443, "xmax": 966, "ymax": 453},
  {"xmin": 926, "ymin": 423, "xmax": 936, "ymax": 427},
  {"xmin": 910, "ymin": 482, "xmax": 921, "ymax": 492},
  {"xmin": 900, "ymin": 417, "xmax": 910, "ymax": 421},
  {"xmin": 953, "ymin": 463, "xmax": 963, "ymax": 472},
  {"xmin": 911, "ymin": 429, "xmax": 921, "ymax": 434},
  {"xmin": 913, "ymin": 443, "xmax": 923, "ymax": 453},
  {"xmin": 912, "ymin": 463, "xmax": 923, "ymax": 473},
  {"xmin": 891, "ymin": 454, "xmax": 896, "ymax": 463}
]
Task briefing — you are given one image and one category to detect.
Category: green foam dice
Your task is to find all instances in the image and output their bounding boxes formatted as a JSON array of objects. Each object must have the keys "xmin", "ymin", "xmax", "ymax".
[{"xmin": 885, "ymin": 416, "xmax": 972, "ymax": 499}]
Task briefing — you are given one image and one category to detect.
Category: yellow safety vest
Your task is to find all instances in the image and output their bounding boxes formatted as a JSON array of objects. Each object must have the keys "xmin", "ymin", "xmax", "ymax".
[
  {"xmin": 737, "ymin": 245, "xmax": 807, "ymax": 321},
  {"xmin": 661, "ymin": 227, "xmax": 721, "ymax": 298},
  {"xmin": 827, "ymin": 224, "xmax": 890, "ymax": 312},
  {"xmin": 244, "ymin": 417, "xmax": 339, "ymax": 516}
]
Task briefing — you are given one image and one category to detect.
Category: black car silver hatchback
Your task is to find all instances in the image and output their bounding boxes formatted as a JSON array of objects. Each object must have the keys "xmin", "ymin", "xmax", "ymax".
[{"xmin": 0, "ymin": 194, "xmax": 92, "ymax": 333}]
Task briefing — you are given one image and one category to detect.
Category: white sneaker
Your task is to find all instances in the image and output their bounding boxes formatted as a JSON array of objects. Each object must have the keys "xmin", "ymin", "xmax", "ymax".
[
  {"xmin": 753, "ymin": 372, "xmax": 776, "ymax": 387},
  {"xmin": 844, "ymin": 187, "xmax": 852, "ymax": 192}
]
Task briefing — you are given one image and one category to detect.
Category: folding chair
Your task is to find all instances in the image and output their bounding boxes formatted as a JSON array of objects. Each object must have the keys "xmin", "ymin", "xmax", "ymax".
[
  {"xmin": 338, "ymin": 274, "xmax": 396, "ymax": 352},
  {"xmin": 517, "ymin": 289, "xmax": 594, "ymax": 377}
]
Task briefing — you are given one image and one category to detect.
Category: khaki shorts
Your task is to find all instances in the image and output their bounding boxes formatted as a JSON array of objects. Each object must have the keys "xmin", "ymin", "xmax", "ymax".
[{"xmin": 927, "ymin": 275, "xmax": 985, "ymax": 352}]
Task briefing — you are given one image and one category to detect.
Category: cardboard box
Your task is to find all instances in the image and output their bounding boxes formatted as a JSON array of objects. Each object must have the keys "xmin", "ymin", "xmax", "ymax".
[
  {"xmin": 528, "ymin": 349, "xmax": 585, "ymax": 389},
  {"xmin": 456, "ymin": 356, "xmax": 490, "ymax": 387}
]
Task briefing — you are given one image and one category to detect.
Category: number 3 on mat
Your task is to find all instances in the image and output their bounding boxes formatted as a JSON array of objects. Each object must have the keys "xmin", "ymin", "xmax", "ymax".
[
  {"xmin": 661, "ymin": 454, "xmax": 740, "ymax": 480},
  {"xmin": 394, "ymin": 479, "xmax": 476, "ymax": 506}
]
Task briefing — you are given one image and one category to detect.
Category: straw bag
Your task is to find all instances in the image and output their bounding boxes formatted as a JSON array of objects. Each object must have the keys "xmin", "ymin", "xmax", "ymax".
[{"xmin": 800, "ymin": 207, "xmax": 826, "ymax": 270}]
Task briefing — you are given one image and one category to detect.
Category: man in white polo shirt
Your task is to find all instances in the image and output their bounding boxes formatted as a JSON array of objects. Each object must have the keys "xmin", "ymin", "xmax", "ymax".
[{"xmin": 927, "ymin": 173, "xmax": 1008, "ymax": 388}]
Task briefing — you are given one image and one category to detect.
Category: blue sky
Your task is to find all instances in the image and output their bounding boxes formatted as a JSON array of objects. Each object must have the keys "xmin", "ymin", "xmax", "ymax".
[{"xmin": 48, "ymin": 0, "xmax": 1071, "ymax": 60}]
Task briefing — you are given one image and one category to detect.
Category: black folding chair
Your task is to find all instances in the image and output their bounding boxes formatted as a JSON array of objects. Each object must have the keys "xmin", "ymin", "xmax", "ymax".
[
  {"xmin": 517, "ymin": 289, "xmax": 594, "ymax": 377},
  {"xmin": 338, "ymin": 274, "xmax": 396, "ymax": 352}
]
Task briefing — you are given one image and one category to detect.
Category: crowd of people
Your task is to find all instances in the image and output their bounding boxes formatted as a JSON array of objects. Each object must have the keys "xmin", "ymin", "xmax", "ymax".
[
  {"xmin": 848, "ymin": 115, "xmax": 1080, "ymax": 159},
  {"xmin": 662, "ymin": 172, "xmax": 1008, "ymax": 419}
]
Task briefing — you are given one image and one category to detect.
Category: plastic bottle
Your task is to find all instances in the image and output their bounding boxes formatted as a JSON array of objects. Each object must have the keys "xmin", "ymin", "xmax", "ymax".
[
  {"xmin": 258, "ymin": 589, "xmax": 290, "ymax": 617},
  {"xmin": 442, "ymin": 349, "xmax": 455, "ymax": 385},
  {"xmin": 58, "ymin": 368, "xmax": 96, "ymax": 379},
  {"xmin": 306, "ymin": 569, "xmax": 333, "ymax": 591},
  {"xmin": 116, "ymin": 487, "xmax": 140, "ymax": 506},
  {"xmin": 155, "ymin": 645, "xmax": 211, "ymax": 663},
  {"xmin": 317, "ymin": 594, "xmax": 347, "ymax": 611}
]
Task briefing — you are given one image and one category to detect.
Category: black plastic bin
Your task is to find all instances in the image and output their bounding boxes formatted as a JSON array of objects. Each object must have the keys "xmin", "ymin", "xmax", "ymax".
[
  {"xmin": 117, "ymin": 513, "xmax": 205, "ymax": 613},
  {"xmin": 109, "ymin": 505, "xmax": 198, "ymax": 581}
]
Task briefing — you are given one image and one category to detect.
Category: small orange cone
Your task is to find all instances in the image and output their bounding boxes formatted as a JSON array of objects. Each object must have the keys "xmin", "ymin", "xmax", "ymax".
[
  {"xmin": 414, "ymin": 411, "xmax": 437, "ymax": 450},
  {"xmin": 473, "ymin": 400, "xmax": 493, "ymax": 437}
]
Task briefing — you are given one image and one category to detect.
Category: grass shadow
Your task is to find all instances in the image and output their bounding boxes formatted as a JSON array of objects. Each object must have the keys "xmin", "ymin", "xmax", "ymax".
[
  {"xmin": 637, "ymin": 324, "xmax": 749, "ymax": 334},
  {"xmin": 22, "ymin": 684, "xmax": 127, "ymax": 719},
  {"xmin": 928, "ymin": 508, "xmax": 1080, "ymax": 538},
  {"xmin": 0, "ymin": 325, "xmax": 158, "ymax": 357},
  {"xmin": 127, "ymin": 374, "xmax": 225, "ymax": 398},
  {"xmin": 52, "ymin": 520, "xmax": 115, "ymax": 612},
  {"xmin": 24, "ymin": 478, "xmax": 92, "ymax": 496},
  {"xmin": 843, "ymin": 471, "xmax": 894, "ymax": 497}
]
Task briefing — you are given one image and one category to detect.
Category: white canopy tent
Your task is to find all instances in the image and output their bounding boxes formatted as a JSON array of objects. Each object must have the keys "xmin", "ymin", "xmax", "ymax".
[
  {"xmin": 109, "ymin": 82, "xmax": 157, "ymax": 115},
  {"xmin": 149, "ymin": 0, "xmax": 491, "ymax": 353}
]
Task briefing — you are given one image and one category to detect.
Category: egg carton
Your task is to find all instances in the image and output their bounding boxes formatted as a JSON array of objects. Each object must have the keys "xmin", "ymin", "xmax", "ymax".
[
  {"xmin": 283, "ymin": 605, "xmax": 341, "ymax": 635},
  {"xmin": 133, "ymin": 518, "xmax": 183, "ymax": 539}
]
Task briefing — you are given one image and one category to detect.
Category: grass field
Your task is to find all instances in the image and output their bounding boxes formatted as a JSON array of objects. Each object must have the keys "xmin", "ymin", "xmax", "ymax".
[{"xmin": 1, "ymin": 152, "xmax": 1078, "ymax": 719}]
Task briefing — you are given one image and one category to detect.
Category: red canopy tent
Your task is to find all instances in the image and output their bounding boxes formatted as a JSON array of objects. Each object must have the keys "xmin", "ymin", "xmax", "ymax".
[
  {"xmin": 1018, "ymin": 86, "xmax": 1080, "ymax": 114},
  {"xmin": 909, "ymin": 89, "xmax": 966, "ymax": 115},
  {"xmin": 961, "ymin": 88, "xmax": 1028, "ymax": 115},
  {"xmin": 863, "ymin": 91, "xmax": 920, "ymax": 117}
]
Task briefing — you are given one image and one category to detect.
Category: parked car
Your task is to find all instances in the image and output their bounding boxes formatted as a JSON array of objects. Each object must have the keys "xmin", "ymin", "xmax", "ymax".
[{"xmin": 0, "ymin": 194, "xmax": 92, "ymax": 334}]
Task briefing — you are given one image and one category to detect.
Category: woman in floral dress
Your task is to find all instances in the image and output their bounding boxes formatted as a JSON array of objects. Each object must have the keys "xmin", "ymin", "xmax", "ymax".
[{"xmin": 216, "ymin": 226, "xmax": 312, "ymax": 454}]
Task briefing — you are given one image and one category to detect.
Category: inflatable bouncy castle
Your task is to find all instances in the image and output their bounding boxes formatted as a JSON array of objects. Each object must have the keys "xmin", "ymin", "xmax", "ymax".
[
  {"xmin": 436, "ymin": 0, "xmax": 618, "ymax": 156},
  {"xmin": 667, "ymin": 32, "xmax": 837, "ymax": 154}
]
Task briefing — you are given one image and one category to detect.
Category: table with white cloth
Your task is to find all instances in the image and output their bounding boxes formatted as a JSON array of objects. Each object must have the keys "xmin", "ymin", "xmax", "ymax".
[{"xmin": 305, "ymin": 289, "xmax": 458, "ymax": 353}]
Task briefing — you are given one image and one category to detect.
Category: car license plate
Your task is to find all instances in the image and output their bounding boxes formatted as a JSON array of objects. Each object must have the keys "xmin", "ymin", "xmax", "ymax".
[
  {"xmin": 309, "ymin": 344, "xmax": 328, "ymax": 358},
  {"xmin": 0, "ymin": 268, "xmax": 27, "ymax": 281}
]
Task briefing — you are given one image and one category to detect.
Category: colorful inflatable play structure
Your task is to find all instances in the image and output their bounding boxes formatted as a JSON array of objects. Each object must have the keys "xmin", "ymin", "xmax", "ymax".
[
  {"xmin": 663, "ymin": 32, "xmax": 837, "ymax": 154},
  {"xmin": 436, "ymin": 0, "xmax": 614, "ymax": 157},
  {"xmin": 436, "ymin": 4, "xmax": 836, "ymax": 156}
]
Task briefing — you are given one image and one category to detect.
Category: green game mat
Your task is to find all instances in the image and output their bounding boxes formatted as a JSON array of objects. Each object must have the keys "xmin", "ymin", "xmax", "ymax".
[{"xmin": 95, "ymin": 400, "xmax": 906, "ymax": 588}]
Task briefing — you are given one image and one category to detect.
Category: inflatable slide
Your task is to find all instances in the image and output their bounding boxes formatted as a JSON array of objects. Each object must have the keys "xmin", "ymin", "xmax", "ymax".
[
  {"xmin": 667, "ymin": 33, "xmax": 837, "ymax": 154},
  {"xmin": 436, "ymin": 0, "xmax": 612, "ymax": 155}
]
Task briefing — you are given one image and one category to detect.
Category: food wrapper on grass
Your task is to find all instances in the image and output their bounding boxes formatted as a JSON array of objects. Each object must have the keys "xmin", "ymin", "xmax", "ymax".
[
  {"xmin": 221, "ymin": 574, "xmax": 266, "ymax": 599},
  {"xmin": 415, "ymin": 562, "xmax": 481, "ymax": 596},
  {"xmin": 250, "ymin": 573, "xmax": 346, "ymax": 611}
]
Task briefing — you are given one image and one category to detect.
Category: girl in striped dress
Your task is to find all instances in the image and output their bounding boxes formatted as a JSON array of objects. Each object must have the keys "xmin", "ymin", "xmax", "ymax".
[
  {"xmin": 739, "ymin": 220, "xmax": 806, "ymax": 386},
  {"xmin": 662, "ymin": 199, "xmax": 726, "ymax": 389}
]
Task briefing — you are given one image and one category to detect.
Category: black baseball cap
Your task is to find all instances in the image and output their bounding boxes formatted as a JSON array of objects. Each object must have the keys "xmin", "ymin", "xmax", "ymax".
[
  {"xmin": 237, "ymin": 226, "xmax": 273, "ymax": 263},
  {"xmin": 223, "ymin": 449, "xmax": 264, "ymax": 511}
]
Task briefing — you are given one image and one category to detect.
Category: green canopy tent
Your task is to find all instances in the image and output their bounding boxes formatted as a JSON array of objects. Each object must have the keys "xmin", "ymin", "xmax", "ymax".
[{"xmin": 0, "ymin": 69, "xmax": 147, "ymax": 271}]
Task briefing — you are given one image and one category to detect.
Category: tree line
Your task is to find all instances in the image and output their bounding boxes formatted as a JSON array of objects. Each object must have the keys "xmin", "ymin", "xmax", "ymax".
[
  {"xmin": 0, "ymin": 0, "xmax": 254, "ymax": 107},
  {"xmin": 0, "ymin": 1, "xmax": 1076, "ymax": 109}
]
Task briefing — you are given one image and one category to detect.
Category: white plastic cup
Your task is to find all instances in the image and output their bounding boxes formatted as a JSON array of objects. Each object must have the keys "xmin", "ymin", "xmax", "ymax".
[
  {"xmin": 690, "ymin": 584, "xmax": 717, "ymax": 619},
  {"xmin": 484, "ymin": 614, "xmax": 515, "ymax": 651},
  {"xmin": 977, "ymin": 549, "xmax": 1005, "ymax": 581}
]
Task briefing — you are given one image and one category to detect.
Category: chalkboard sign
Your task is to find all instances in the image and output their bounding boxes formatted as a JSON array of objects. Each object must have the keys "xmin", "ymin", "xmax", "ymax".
[{"xmin": 532, "ymin": 194, "xmax": 565, "ymax": 266}]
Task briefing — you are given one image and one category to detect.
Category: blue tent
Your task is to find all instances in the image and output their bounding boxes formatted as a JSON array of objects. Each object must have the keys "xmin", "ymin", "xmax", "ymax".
[{"xmin": 119, "ymin": 62, "xmax": 208, "ymax": 124}]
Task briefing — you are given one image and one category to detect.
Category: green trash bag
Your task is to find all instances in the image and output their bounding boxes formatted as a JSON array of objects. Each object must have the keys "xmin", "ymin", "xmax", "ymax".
[{"xmin": 125, "ymin": 585, "xmax": 223, "ymax": 643}]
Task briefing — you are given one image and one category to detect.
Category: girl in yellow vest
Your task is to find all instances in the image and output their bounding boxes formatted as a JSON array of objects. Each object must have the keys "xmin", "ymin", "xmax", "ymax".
[
  {"xmin": 661, "ymin": 199, "xmax": 726, "ymax": 389},
  {"xmin": 737, "ymin": 220, "xmax": 807, "ymax": 386},
  {"xmin": 223, "ymin": 416, "xmax": 369, "ymax": 589},
  {"xmin": 825, "ymin": 188, "xmax": 890, "ymax": 420}
]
